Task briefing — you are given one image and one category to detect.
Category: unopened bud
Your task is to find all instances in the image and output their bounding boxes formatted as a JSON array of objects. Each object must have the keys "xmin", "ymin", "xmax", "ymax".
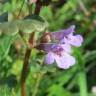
[{"xmin": 40, "ymin": 32, "xmax": 51, "ymax": 43}]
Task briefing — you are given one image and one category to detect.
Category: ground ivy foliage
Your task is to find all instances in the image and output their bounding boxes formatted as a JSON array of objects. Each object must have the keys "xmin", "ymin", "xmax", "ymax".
[
  {"xmin": 0, "ymin": 0, "xmax": 95, "ymax": 96},
  {"xmin": 0, "ymin": 17, "xmax": 48, "ymax": 36},
  {"xmin": 0, "ymin": 15, "xmax": 48, "ymax": 61}
]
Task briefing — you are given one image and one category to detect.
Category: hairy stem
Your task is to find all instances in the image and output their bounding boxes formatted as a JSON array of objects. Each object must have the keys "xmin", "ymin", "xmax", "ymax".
[
  {"xmin": 21, "ymin": 0, "xmax": 42, "ymax": 96},
  {"xmin": 34, "ymin": 0, "xmax": 41, "ymax": 15},
  {"xmin": 21, "ymin": 32, "xmax": 35, "ymax": 96}
]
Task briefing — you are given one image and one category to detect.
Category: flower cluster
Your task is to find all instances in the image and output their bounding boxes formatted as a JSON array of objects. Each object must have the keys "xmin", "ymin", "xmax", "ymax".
[{"xmin": 36, "ymin": 25, "xmax": 83, "ymax": 69}]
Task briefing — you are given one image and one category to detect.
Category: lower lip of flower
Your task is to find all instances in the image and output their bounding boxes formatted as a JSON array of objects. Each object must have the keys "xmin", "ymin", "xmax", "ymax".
[
  {"xmin": 65, "ymin": 36, "xmax": 71, "ymax": 40},
  {"xmin": 54, "ymin": 50, "xmax": 62, "ymax": 57}
]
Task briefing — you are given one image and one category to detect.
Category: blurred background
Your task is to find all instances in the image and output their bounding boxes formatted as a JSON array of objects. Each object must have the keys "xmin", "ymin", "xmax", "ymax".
[{"xmin": 0, "ymin": 0, "xmax": 96, "ymax": 96}]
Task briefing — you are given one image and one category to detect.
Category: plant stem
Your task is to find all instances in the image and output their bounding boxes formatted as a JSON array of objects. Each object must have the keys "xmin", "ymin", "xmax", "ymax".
[
  {"xmin": 32, "ymin": 72, "xmax": 44, "ymax": 96},
  {"xmin": 21, "ymin": 32, "xmax": 35, "ymax": 96},
  {"xmin": 21, "ymin": 0, "xmax": 42, "ymax": 96},
  {"xmin": 34, "ymin": 0, "xmax": 42, "ymax": 15}
]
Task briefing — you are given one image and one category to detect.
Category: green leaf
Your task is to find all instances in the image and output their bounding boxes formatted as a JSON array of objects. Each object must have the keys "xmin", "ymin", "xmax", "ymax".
[
  {"xmin": 48, "ymin": 84, "xmax": 73, "ymax": 96},
  {"xmin": 10, "ymin": 59, "xmax": 23, "ymax": 76},
  {"xmin": 17, "ymin": 19, "xmax": 48, "ymax": 33},
  {"xmin": 0, "ymin": 19, "xmax": 48, "ymax": 36},
  {"xmin": 0, "ymin": 35, "xmax": 13, "ymax": 61},
  {"xmin": 0, "ymin": 2, "xmax": 10, "ymax": 14},
  {"xmin": 0, "ymin": 21, "xmax": 19, "ymax": 36},
  {"xmin": 73, "ymin": 49, "xmax": 88, "ymax": 96}
]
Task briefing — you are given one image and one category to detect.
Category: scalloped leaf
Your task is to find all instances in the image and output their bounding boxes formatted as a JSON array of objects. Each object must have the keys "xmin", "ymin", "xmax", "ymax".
[{"xmin": 0, "ymin": 18, "xmax": 48, "ymax": 36}]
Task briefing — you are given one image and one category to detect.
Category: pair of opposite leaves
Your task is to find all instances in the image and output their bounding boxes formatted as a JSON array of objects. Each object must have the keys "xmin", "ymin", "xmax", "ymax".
[
  {"xmin": 0, "ymin": 15, "xmax": 48, "ymax": 61},
  {"xmin": 0, "ymin": 15, "xmax": 48, "ymax": 36}
]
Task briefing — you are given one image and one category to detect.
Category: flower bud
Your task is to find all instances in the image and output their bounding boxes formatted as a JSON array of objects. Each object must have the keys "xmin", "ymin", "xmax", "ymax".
[{"xmin": 40, "ymin": 32, "xmax": 51, "ymax": 43}]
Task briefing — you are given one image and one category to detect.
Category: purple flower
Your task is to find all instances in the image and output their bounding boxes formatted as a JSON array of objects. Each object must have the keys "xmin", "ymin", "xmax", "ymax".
[
  {"xmin": 61, "ymin": 33, "xmax": 83, "ymax": 47},
  {"xmin": 43, "ymin": 43, "xmax": 76, "ymax": 69},
  {"xmin": 36, "ymin": 25, "xmax": 83, "ymax": 69},
  {"xmin": 51, "ymin": 25, "xmax": 83, "ymax": 47},
  {"xmin": 51, "ymin": 25, "xmax": 75, "ymax": 41}
]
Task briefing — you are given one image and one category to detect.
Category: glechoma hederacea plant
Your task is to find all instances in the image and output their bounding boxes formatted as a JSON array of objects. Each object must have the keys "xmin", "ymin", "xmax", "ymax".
[
  {"xmin": 36, "ymin": 25, "xmax": 83, "ymax": 69},
  {"xmin": 0, "ymin": 0, "xmax": 83, "ymax": 96}
]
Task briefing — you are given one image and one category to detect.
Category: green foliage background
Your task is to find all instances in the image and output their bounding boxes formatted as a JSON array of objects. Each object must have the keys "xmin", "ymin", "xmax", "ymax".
[{"xmin": 0, "ymin": 0, "xmax": 96, "ymax": 96}]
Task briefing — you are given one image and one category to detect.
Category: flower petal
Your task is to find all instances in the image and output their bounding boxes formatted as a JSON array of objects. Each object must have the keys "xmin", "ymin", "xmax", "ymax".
[
  {"xmin": 51, "ymin": 25, "xmax": 75, "ymax": 40},
  {"xmin": 54, "ymin": 53, "xmax": 76, "ymax": 69},
  {"xmin": 36, "ymin": 43, "xmax": 54, "ymax": 52},
  {"xmin": 44, "ymin": 52, "xmax": 55, "ymax": 64},
  {"xmin": 68, "ymin": 35, "xmax": 83, "ymax": 47},
  {"xmin": 60, "ymin": 43, "xmax": 71, "ymax": 53}
]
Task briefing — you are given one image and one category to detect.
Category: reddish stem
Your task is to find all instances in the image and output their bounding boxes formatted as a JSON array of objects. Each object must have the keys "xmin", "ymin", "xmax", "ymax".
[
  {"xmin": 21, "ymin": 33, "xmax": 35, "ymax": 96},
  {"xmin": 21, "ymin": 1, "xmax": 42, "ymax": 96}
]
